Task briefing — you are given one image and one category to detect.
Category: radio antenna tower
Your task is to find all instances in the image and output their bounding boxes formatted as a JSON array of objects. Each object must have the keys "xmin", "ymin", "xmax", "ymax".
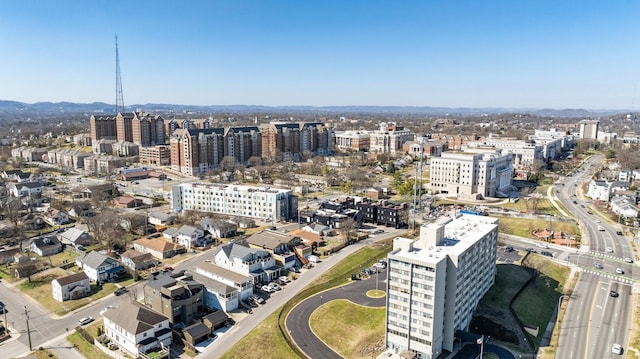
[{"xmin": 115, "ymin": 35, "xmax": 125, "ymax": 114}]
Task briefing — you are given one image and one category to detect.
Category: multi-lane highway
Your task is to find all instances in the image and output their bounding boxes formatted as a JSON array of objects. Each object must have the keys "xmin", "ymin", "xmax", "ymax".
[{"xmin": 555, "ymin": 155, "xmax": 634, "ymax": 359}]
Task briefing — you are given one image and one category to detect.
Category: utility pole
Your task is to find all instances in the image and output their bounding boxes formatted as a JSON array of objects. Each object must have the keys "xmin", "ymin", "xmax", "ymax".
[{"xmin": 24, "ymin": 306, "xmax": 32, "ymax": 351}]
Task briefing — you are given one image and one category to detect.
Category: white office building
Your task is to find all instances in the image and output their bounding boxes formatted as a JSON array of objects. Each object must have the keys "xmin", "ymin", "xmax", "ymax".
[
  {"xmin": 429, "ymin": 150, "xmax": 514, "ymax": 200},
  {"xmin": 171, "ymin": 183, "xmax": 298, "ymax": 221},
  {"xmin": 384, "ymin": 214, "xmax": 498, "ymax": 359},
  {"xmin": 464, "ymin": 137, "xmax": 543, "ymax": 168}
]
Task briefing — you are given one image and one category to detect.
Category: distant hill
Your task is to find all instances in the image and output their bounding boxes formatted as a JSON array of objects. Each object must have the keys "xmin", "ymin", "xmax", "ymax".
[{"xmin": 0, "ymin": 100, "xmax": 627, "ymax": 117}]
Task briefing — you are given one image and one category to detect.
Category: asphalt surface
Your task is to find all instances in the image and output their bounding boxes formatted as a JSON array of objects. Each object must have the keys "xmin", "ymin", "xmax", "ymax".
[
  {"xmin": 286, "ymin": 269, "xmax": 387, "ymax": 359},
  {"xmin": 451, "ymin": 343, "xmax": 516, "ymax": 359}
]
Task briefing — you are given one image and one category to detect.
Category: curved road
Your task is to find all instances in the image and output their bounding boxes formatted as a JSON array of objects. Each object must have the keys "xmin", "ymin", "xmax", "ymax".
[{"xmin": 286, "ymin": 270, "xmax": 387, "ymax": 359}]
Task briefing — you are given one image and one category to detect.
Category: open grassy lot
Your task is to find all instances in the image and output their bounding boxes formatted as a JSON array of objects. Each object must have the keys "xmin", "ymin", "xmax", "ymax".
[
  {"xmin": 222, "ymin": 238, "xmax": 395, "ymax": 359},
  {"xmin": 19, "ymin": 268, "xmax": 117, "ymax": 316},
  {"xmin": 496, "ymin": 198, "xmax": 564, "ymax": 217},
  {"xmin": 496, "ymin": 216, "xmax": 579, "ymax": 240},
  {"xmin": 309, "ymin": 299, "xmax": 385, "ymax": 358},
  {"xmin": 43, "ymin": 249, "xmax": 82, "ymax": 267},
  {"xmin": 67, "ymin": 332, "xmax": 111, "ymax": 359},
  {"xmin": 219, "ymin": 310, "xmax": 298, "ymax": 359},
  {"xmin": 479, "ymin": 264, "xmax": 531, "ymax": 309},
  {"xmin": 512, "ymin": 255, "xmax": 570, "ymax": 347}
]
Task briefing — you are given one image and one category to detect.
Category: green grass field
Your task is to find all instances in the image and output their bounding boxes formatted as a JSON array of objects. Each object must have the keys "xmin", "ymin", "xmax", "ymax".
[{"xmin": 496, "ymin": 216, "xmax": 579, "ymax": 240}]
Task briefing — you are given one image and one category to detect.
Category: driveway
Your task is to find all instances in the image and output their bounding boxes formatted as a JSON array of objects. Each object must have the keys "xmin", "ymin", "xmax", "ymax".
[{"xmin": 286, "ymin": 270, "xmax": 387, "ymax": 359}]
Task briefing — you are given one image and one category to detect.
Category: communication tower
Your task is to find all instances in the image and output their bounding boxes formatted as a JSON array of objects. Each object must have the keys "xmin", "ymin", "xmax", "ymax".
[{"xmin": 115, "ymin": 35, "xmax": 125, "ymax": 114}]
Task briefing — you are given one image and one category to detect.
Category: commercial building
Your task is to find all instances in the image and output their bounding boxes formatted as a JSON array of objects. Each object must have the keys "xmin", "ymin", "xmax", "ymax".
[
  {"xmin": 384, "ymin": 214, "xmax": 498, "ymax": 359},
  {"xmin": 368, "ymin": 122, "xmax": 415, "ymax": 154},
  {"xmin": 578, "ymin": 120, "xmax": 599, "ymax": 140},
  {"xmin": 171, "ymin": 182, "xmax": 298, "ymax": 222},
  {"xmin": 429, "ymin": 150, "xmax": 514, "ymax": 200}
]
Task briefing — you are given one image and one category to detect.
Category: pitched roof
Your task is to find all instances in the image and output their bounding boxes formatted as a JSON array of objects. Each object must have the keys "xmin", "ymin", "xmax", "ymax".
[
  {"xmin": 134, "ymin": 237, "xmax": 184, "ymax": 252},
  {"xmin": 121, "ymin": 249, "xmax": 154, "ymax": 263},
  {"xmin": 31, "ymin": 236, "xmax": 61, "ymax": 249},
  {"xmin": 103, "ymin": 300, "xmax": 168, "ymax": 335},
  {"xmin": 54, "ymin": 271, "xmax": 89, "ymax": 286},
  {"xmin": 190, "ymin": 272, "xmax": 237, "ymax": 296},
  {"xmin": 58, "ymin": 227, "xmax": 86, "ymax": 243},
  {"xmin": 77, "ymin": 251, "xmax": 118, "ymax": 268},
  {"xmin": 183, "ymin": 322, "xmax": 209, "ymax": 339},
  {"xmin": 245, "ymin": 230, "xmax": 294, "ymax": 250},
  {"xmin": 195, "ymin": 261, "xmax": 253, "ymax": 284},
  {"xmin": 202, "ymin": 310, "xmax": 229, "ymax": 327},
  {"xmin": 214, "ymin": 242, "xmax": 271, "ymax": 262}
]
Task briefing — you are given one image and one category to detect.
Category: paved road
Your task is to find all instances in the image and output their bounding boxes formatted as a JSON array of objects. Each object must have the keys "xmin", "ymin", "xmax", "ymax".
[{"xmin": 286, "ymin": 270, "xmax": 387, "ymax": 359}]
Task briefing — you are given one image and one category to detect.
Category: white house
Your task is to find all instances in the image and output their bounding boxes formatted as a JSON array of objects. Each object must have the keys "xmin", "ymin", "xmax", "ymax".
[
  {"xmin": 148, "ymin": 212, "xmax": 175, "ymax": 226},
  {"xmin": 194, "ymin": 260, "xmax": 254, "ymax": 301},
  {"xmin": 213, "ymin": 242, "xmax": 280, "ymax": 284},
  {"xmin": 57, "ymin": 227, "xmax": 93, "ymax": 248},
  {"xmin": 75, "ymin": 251, "xmax": 124, "ymax": 282},
  {"xmin": 190, "ymin": 272, "xmax": 240, "ymax": 313},
  {"xmin": 9, "ymin": 181, "xmax": 43, "ymax": 197},
  {"xmin": 29, "ymin": 236, "xmax": 62, "ymax": 256},
  {"xmin": 587, "ymin": 180, "xmax": 614, "ymax": 202},
  {"xmin": 102, "ymin": 301, "xmax": 172, "ymax": 359},
  {"xmin": 51, "ymin": 272, "xmax": 90, "ymax": 302},
  {"xmin": 199, "ymin": 217, "xmax": 238, "ymax": 239},
  {"xmin": 610, "ymin": 197, "xmax": 639, "ymax": 219},
  {"xmin": 175, "ymin": 225, "xmax": 207, "ymax": 249}
]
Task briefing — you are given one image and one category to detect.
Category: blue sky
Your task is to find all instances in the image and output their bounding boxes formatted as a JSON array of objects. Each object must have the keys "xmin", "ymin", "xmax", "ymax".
[{"xmin": 1, "ymin": 1, "xmax": 639, "ymax": 109}]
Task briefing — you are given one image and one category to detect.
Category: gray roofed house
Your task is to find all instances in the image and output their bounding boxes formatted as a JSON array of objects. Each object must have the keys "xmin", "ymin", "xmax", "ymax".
[
  {"xmin": 199, "ymin": 217, "xmax": 237, "ymax": 239},
  {"xmin": 75, "ymin": 251, "xmax": 124, "ymax": 282},
  {"xmin": 102, "ymin": 300, "xmax": 172, "ymax": 358},
  {"xmin": 57, "ymin": 227, "xmax": 93, "ymax": 247},
  {"xmin": 212, "ymin": 242, "xmax": 281, "ymax": 284},
  {"xmin": 120, "ymin": 249, "xmax": 157, "ymax": 270},
  {"xmin": 9, "ymin": 181, "xmax": 43, "ymax": 197},
  {"xmin": 162, "ymin": 227, "xmax": 179, "ymax": 240},
  {"xmin": 148, "ymin": 211, "xmax": 175, "ymax": 226},
  {"xmin": 202, "ymin": 310, "xmax": 230, "ymax": 332},
  {"xmin": 191, "ymin": 272, "xmax": 239, "ymax": 312},
  {"xmin": 245, "ymin": 230, "xmax": 300, "ymax": 254},
  {"xmin": 175, "ymin": 224, "xmax": 207, "ymax": 248},
  {"xmin": 29, "ymin": 236, "xmax": 62, "ymax": 256}
]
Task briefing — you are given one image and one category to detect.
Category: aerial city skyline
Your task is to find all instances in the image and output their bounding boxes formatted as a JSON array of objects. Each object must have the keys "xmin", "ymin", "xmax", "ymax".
[{"xmin": 1, "ymin": 1, "xmax": 640, "ymax": 110}]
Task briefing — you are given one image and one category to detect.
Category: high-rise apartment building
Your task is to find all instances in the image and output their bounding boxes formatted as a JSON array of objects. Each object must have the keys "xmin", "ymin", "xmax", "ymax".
[
  {"xmin": 385, "ymin": 214, "xmax": 498, "ymax": 359},
  {"xmin": 170, "ymin": 128, "xmax": 225, "ymax": 176},
  {"xmin": 116, "ymin": 112, "xmax": 135, "ymax": 142},
  {"xmin": 261, "ymin": 122, "xmax": 333, "ymax": 161},
  {"xmin": 171, "ymin": 182, "xmax": 298, "ymax": 222},
  {"xmin": 578, "ymin": 120, "xmax": 599, "ymax": 140},
  {"xmin": 224, "ymin": 126, "xmax": 262, "ymax": 163},
  {"xmin": 131, "ymin": 113, "xmax": 166, "ymax": 146},
  {"xmin": 90, "ymin": 115, "xmax": 117, "ymax": 140}
]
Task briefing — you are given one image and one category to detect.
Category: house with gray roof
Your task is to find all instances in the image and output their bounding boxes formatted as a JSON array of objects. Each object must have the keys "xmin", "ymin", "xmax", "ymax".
[
  {"xmin": 199, "ymin": 217, "xmax": 237, "ymax": 239},
  {"xmin": 75, "ymin": 251, "xmax": 124, "ymax": 282},
  {"xmin": 29, "ymin": 236, "xmax": 62, "ymax": 256},
  {"xmin": 148, "ymin": 212, "xmax": 175, "ymax": 226},
  {"xmin": 143, "ymin": 270, "xmax": 204, "ymax": 325},
  {"xmin": 120, "ymin": 249, "xmax": 157, "ymax": 270},
  {"xmin": 245, "ymin": 230, "xmax": 300, "ymax": 269},
  {"xmin": 9, "ymin": 181, "xmax": 43, "ymax": 197},
  {"xmin": 191, "ymin": 272, "xmax": 239, "ymax": 312},
  {"xmin": 175, "ymin": 224, "xmax": 207, "ymax": 249},
  {"xmin": 194, "ymin": 260, "xmax": 254, "ymax": 301},
  {"xmin": 213, "ymin": 242, "xmax": 281, "ymax": 284},
  {"xmin": 51, "ymin": 272, "xmax": 90, "ymax": 302},
  {"xmin": 102, "ymin": 301, "xmax": 172, "ymax": 359},
  {"xmin": 57, "ymin": 227, "xmax": 94, "ymax": 248}
]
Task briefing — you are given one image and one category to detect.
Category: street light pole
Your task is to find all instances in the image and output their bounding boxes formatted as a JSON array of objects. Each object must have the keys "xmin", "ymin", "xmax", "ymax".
[{"xmin": 24, "ymin": 306, "xmax": 32, "ymax": 351}]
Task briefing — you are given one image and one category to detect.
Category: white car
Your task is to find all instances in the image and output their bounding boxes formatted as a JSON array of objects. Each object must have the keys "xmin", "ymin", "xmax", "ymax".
[
  {"xmin": 536, "ymin": 243, "xmax": 549, "ymax": 249},
  {"xmin": 615, "ymin": 268, "xmax": 624, "ymax": 275},
  {"xmin": 78, "ymin": 317, "xmax": 94, "ymax": 325},
  {"xmin": 99, "ymin": 305, "xmax": 115, "ymax": 315},
  {"xmin": 624, "ymin": 257, "xmax": 634, "ymax": 263},
  {"xmin": 612, "ymin": 343, "xmax": 623, "ymax": 355},
  {"xmin": 606, "ymin": 247, "xmax": 614, "ymax": 253},
  {"xmin": 278, "ymin": 276, "xmax": 290, "ymax": 283},
  {"xmin": 261, "ymin": 285, "xmax": 275, "ymax": 293}
]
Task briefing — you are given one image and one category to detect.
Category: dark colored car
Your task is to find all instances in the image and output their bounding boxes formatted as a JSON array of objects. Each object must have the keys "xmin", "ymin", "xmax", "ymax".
[
  {"xmin": 616, "ymin": 231, "xmax": 623, "ymax": 236},
  {"xmin": 505, "ymin": 246, "xmax": 514, "ymax": 252},
  {"xmin": 541, "ymin": 251, "xmax": 553, "ymax": 257},
  {"xmin": 114, "ymin": 288, "xmax": 128, "ymax": 296},
  {"xmin": 610, "ymin": 290, "xmax": 619, "ymax": 297}
]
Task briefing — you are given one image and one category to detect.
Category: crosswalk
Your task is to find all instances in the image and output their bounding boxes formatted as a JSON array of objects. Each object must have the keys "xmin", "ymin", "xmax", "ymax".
[{"xmin": 581, "ymin": 269, "xmax": 635, "ymax": 284}]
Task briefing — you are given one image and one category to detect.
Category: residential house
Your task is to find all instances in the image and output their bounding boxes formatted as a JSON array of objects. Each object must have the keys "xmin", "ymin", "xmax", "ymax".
[
  {"xmin": 2, "ymin": 169, "xmax": 33, "ymax": 182},
  {"xmin": 588, "ymin": 180, "xmax": 614, "ymax": 202},
  {"xmin": 42, "ymin": 208, "xmax": 70, "ymax": 226},
  {"xmin": 162, "ymin": 228, "xmax": 179, "ymax": 241},
  {"xmin": 112, "ymin": 195, "xmax": 144, "ymax": 209},
  {"xmin": 68, "ymin": 203, "xmax": 96, "ymax": 219},
  {"xmin": 194, "ymin": 260, "xmax": 254, "ymax": 301},
  {"xmin": 190, "ymin": 272, "xmax": 239, "ymax": 312},
  {"xmin": 244, "ymin": 230, "xmax": 300, "ymax": 269},
  {"xmin": 75, "ymin": 251, "xmax": 124, "ymax": 282},
  {"xmin": 57, "ymin": 227, "xmax": 94, "ymax": 248},
  {"xmin": 9, "ymin": 181, "xmax": 43, "ymax": 197},
  {"xmin": 102, "ymin": 301, "xmax": 172, "ymax": 359},
  {"xmin": 366, "ymin": 187, "xmax": 387, "ymax": 201},
  {"xmin": 213, "ymin": 242, "xmax": 281, "ymax": 284},
  {"xmin": 199, "ymin": 217, "xmax": 237, "ymax": 239},
  {"xmin": 133, "ymin": 237, "xmax": 186, "ymax": 259},
  {"xmin": 51, "ymin": 272, "xmax": 90, "ymax": 302},
  {"xmin": 29, "ymin": 236, "xmax": 62, "ymax": 256},
  {"xmin": 14, "ymin": 263, "xmax": 38, "ymax": 279},
  {"xmin": 0, "ymin": 248, "xmax": 21, "ymax": 265},
  {"xmin": 143, "ymin": 270, "xmax": 204, "ymax": 325},
  {"xmin": 120, "ymin": 249, "xmax": 157, "ymax": 270},
  {"xmin": 202, "ymin": 310, "xmax": 230, "ymax": 334},
  {"xmin": 175, "ymin": 225, "xmax": 208, "ymax": 249},
  {"xmin": 148, "ymin": 212, "xmax": 175, "ymax": 226},
  {"xmin": 610, "ymin": 196, "xmax": 639, "ymax": 220}
]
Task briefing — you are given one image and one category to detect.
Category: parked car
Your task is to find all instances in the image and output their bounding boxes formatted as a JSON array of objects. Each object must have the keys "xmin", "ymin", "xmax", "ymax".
[
  {"xmin": 114, "ymin": 288, "xmax": 128, "ymax": 296},
  {"xmin": 373, "ymin": 229, "xmax": 384, "ymax": 234},
  {"xmin": 525, "ymin": 248, "xmax": 537, "ymax": 253},
  {"xmin": 373, "ymin": 261, "xmax": 387, "ymax": 269},
  {"xmin": 243, "ymin": 299, "xmax": 258, "ymax": 308},
  {"xmin": 268, "ymin": 282, "xmax": 282, "ymax": 291},
  {"xmin": 276, "ymin": 278, "xmax": 287, "ymax": 286},
  {"xmin": 79, "ymin": 317, "xmax": 94, "ymax": 325},
  {"xmin": 278, "ymin": 276, "xmax": 290, "ymax": 283},
  {"xmin": 541, "ymin": 251, "xmax": 553, "ymax": 257},
  {"xmin": 261, "ymin": 285, "xmax": 275, "ymax": 293},
  {"xmin": 505, "ymin": 246, "xmax": 514, "ymax": 252},
  {"xmin": 249, "ymin": 295, "xmax": 265, "ymax": 305},
  {"xmin": 536, "ymin": 243, "xmax": 549, "ymax": 249},
  {"xmin": 0, "ymin": 302, "xmax": 5, "ymax": 314}
]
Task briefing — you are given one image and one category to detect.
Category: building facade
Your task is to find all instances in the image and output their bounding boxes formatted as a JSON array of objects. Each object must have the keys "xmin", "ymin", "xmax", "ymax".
[
  {"xmin": 171, "ymin": 183, "xmax": 298, "ymax": 221},
  {"xmin": 385, "ymin": 214, "xmax": 498, "ymax": 359},
  {"xmin": 429, "ymin": 150, "xmax": 514, "ymax": 199}
]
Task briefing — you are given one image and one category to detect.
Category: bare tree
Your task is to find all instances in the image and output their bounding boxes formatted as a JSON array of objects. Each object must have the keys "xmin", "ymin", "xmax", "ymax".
[{"xmin": 338, "ymin": 217, "xmax": 359, "ymax": 244}]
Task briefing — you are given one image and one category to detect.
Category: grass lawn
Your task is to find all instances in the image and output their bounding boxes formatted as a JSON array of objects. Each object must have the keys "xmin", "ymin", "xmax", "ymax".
[
  {"xmin": 32, "ymin": 348, "xmax": 59, "ymax": 359},
  {"xmin": 496, "ymin": 216, "xmax": 579, "ymax": 240},
  {"xmin": 309, "ymin": 299, "xmax": 385, "ymax": 358},
  {"xmin": 44, "ymin": 249, "xmax": 82, "ymax": 267},
  {"xmin": 495, "ymin": 198, "xmax": 563, "ymax": 217},
  {"xmin": 67, "ymin": 332, "xmax": 111, "ymax": 359},
  {"xmin": 222, "ymin": 238, "xmax": 395, "ymax": 359},
  {"xmin": 19, "ymin": 269, "xmax": 117, "ymax": 316},
  {"xmin": 512, "ymin": 256, "xmax": 570, "ymax": 346},
  {"xmin": 480, "ymin": 264, "xmax": 532, "ymax": 309},
  {"xmin": 220, "ymin": 310, "xmax": 298, "ymax": 359}
]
